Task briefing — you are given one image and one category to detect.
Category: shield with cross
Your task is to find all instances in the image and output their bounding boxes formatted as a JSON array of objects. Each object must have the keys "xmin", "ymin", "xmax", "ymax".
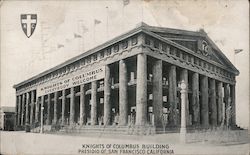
[{"xmin": 20, "ymin": 14, "xmax": 37, "ymax": 38}]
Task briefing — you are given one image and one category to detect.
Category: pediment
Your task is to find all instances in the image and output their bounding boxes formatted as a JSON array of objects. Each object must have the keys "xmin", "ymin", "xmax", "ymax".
[
  {"xmin": 143, "ymin": 25, "xmax": 238, "ymax": 74},
  {"xmin": 156, "ymin": 32, "xmax": 226, "ymax": 65}
]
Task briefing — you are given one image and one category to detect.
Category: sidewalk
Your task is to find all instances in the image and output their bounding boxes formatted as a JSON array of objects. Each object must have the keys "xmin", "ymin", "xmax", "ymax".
[{"xmin": 0, "ymin": 131, "xmax": 249, "ymax": 155}]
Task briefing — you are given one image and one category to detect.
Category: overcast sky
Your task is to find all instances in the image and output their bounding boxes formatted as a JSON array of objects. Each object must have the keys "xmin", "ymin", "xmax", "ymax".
[{"xmin": 1, "ymin": 0, "xmax": 249, "ymax": 128}]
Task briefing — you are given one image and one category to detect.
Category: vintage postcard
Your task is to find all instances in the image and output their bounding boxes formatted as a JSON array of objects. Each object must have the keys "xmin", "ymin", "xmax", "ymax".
[{"xmin": 0, "ymin": 0, "xmax": 249, "ymax": 155}]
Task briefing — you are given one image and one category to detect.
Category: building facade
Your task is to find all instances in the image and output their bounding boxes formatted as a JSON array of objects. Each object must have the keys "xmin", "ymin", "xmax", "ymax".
[
  {"xmin": 13, "ymin": 23, "xmax": 239, "ymax": 134},
  {"xmin": 0, "ymin": 106, "xmax": 15, "ymax": 131}
]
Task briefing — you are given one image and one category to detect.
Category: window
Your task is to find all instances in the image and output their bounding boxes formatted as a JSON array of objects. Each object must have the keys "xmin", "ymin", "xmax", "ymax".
[
  {"xmin": 208, "ymin": 64, "xmax": 210, "ymax": 70},
  {"xmin": 93, "ymin": 54, "xmax": 97, "ymax": 61},
  {"xmin": 199, "ymin": 60, "xmax": 202, "ymax": 66},
  {"xmin": 132, "ymin": 36, "xmax": 138, "ymax": 45},
  {"xmin": 87, "ymin": 56, "xmax": 91, "ymax": 63},
  {"xmin": 182, "ymin": 53, "xmax": 186, "ymax": 60},
  {"xmin": 114, "ymin": 45, "xmax": 119, "ymax": 53},
  {"xmin": 153, "ymin": 40, "xmax": 159, "ymax": 49},
  {"xmin": 106, "ymin": 48, "xmax": 111, "ymax": 56},
  {"xmin": 176, "ymin": 50, "xmax": 180, "ymax": 58},
  {"xmin": 162, "ymin": 44, "xmax": 166, "ymax": 52},
  {"xmin": 81, "ymin": 59, "xmax": 86, "ymax": 66},
  {"xmin": 170, "ymin": 47, "xmax": 175, "ymax": 55},
  {"xmin": 188, "ymin": 55, "xmax": 191, "ymax": 62},
  {"xmin": 194, "ymin": 58, "xmax": 197, "ymax": 65},
  {"xmin": 100, "ymin": 51, "xmax": 104, "ymax": 58},
  {"xmin": 145, "ymin": 37, "xmax": 150, "ymax": 45},
  {"xmin": 75, "ymin": 62, "xmax": 80, "ymax": 70},
  {"xmin": 122, "ymin": 40, "xmax": 128, "ymax": 49}
]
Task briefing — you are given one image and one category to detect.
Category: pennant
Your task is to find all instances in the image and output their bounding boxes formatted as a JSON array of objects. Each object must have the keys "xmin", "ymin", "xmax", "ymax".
[
  {"xmin": 57, "ymin": 44, "xmax": 64, "ymax": 48},
  {"xmin": 123, "ymin": 0, "xmax": 130, "ymax": 6},
  {"xmin": 74, "ymin": 33, "xmax": 82, "ymax": 38},
  {"xmin": 94, "ymin": 19, "xmax": 101, "ymax": 25},
  {"xmin": 235, "ymin": 49, "xmax": 243, "ymax": 54}
]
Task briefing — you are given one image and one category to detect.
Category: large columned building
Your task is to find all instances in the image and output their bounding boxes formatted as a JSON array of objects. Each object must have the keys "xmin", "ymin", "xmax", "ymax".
[{"xmin": 14, "ymin": 23, "xmax": 239, "ymax": 134}]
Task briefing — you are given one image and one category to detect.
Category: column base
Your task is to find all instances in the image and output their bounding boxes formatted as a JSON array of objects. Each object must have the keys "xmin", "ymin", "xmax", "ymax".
[
  {"xmin": 180, "ymin": 127, "xmax": 187, "ymax": 143},
  {"xmin": 127, "ymin": 125, "xmax": 156, "ymax": 135}
]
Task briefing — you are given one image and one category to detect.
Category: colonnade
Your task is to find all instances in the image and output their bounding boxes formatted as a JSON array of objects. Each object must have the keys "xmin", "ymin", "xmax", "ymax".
[{"xmin": 16, "ymin": 53, "xmax": 236, "ymax": 130}]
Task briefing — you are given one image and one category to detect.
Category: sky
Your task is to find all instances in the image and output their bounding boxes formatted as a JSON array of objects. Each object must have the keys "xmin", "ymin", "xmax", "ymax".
[{"xmin": 0, "ymin": 0, "xmax": 249, "ymax": 128}]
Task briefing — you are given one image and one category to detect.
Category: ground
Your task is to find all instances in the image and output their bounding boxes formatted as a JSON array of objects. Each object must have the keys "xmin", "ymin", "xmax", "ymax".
[{"xmin": 0, "ymin": 131, "xmax": 249, "ymax": 155}]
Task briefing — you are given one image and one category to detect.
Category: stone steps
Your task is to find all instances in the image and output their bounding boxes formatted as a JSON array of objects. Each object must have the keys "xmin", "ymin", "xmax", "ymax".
[
  {"xmin": 59, "ymin": 125, "xmax": 156, "ymax": 135},
  {"xmin": 60, "ymin": 126, "xmax": 129, "ymax": 135},
  {"xmin": 186, "ymin": 129, "xmax": 250, "ymax": 143}
]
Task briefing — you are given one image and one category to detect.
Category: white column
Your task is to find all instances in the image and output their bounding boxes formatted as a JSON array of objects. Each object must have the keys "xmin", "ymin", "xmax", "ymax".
[
  {"xmin": 135, "ymin": 53, "xmax": 147, "ymax": 126},
  {"xmin": 180, "ymin": 80, "xmax": 187, "ymax": 143}
]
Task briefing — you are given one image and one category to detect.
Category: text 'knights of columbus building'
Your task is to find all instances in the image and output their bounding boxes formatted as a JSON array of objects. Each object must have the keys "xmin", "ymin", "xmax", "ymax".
[{"xmin": 14, "ymin": 23, "xmax": 239, "ymax": 134}]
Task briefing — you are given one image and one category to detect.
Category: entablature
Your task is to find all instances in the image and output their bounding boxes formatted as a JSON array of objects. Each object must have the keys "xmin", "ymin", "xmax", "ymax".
[{"xmin": 15, "ymin": 33, "xmax": 144, "ymax": 95}]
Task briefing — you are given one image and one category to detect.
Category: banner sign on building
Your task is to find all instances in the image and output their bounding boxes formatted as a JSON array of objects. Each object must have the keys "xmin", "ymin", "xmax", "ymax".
[{"xmin": 37, "ymin": 66, "xmax": 105, "ymax": 96}]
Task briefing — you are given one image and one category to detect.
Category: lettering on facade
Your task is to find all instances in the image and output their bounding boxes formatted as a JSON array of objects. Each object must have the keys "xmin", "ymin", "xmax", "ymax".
[{"xmin": 37, "ymin": 66, "xmax": 105, "ymax": 96}]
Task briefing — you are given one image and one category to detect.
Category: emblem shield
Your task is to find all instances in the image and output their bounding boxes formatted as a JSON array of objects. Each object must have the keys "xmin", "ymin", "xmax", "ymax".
[{"xmin": 20, "ymin": 14, "xmax": 37, "ymax": 38}]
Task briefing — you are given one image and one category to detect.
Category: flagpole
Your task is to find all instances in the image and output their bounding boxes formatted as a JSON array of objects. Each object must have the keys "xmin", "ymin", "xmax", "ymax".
[
  {"xmin": 94, "ymin": 20, "xmax": 96, "ymax": 45},
  {"xmin": 81, "ymin": 26, "xmax": 85, "ymax": 53},
  {"xmin": 40, "ymin": 21, "xmax": 46, "ymax": 59},
  {"xmin": 141, "ymin": 0, "xmax": 144, "ymax": 22},
  {"xmin": 122, "ymin": 0, "xmax": 129, "ymax": 31},
  {"xmin": 122, "ymin": 5, "xmax": 124, "ymax": 31},
  {"xmin": 106, "ymin": 6, "xmax": 109, "ymax": 39},
  {"xmin": 78, "ymin": 20, "xmax": 81, "ymax": 53},
  {"xmin": 78, "ymin": 20, "xmax": 84, "ymax": 53}
]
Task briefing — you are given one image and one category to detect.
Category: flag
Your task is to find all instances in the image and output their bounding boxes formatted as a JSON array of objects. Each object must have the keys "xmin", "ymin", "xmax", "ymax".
[
  {"xmin": 123, "ymin": 0, "xmax": 130, "ymax": 6},
  {"xmin": 74, "ymin": 33, "xmax": 82, "ymax": 38},
  {"xmin": 94, "ymin": 19, "xmax": 101, "ymax": 25},
  {"xmin": 57, "ymin": 44, "xmax": 64, "ymax": 48},
  {"xmin": 235, "ymin": 49, "xmax": 243, "ymax": 54}
]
